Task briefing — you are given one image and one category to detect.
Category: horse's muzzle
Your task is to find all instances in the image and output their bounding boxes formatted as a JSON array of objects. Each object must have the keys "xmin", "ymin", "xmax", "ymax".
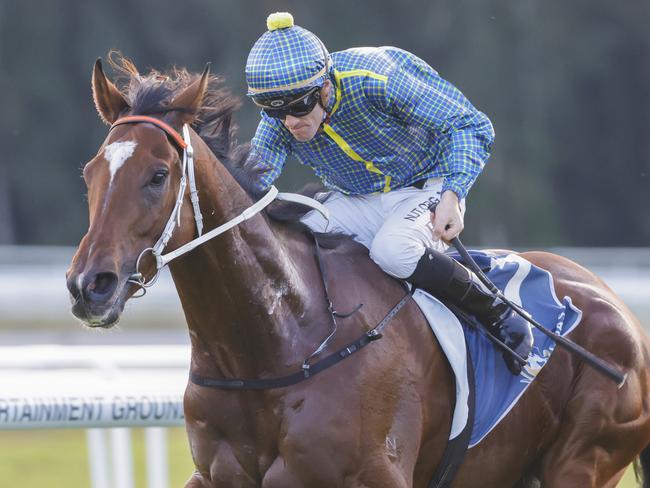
[{"xmin": 66, "ymin": 269, "xmax": 123, "ymax": 327}]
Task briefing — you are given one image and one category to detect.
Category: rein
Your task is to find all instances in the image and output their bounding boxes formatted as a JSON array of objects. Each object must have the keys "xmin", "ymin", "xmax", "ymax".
[
  {"xmin": 108, "ymin": 116, "xmax": 329, "ymax": 296},
  {"xmin": 109, "ymin": 114, "xmax": 413, "ymax": 390},
  {"xmin": 191, "ymin": 233, "xmax": 413, "ymax": 390}
]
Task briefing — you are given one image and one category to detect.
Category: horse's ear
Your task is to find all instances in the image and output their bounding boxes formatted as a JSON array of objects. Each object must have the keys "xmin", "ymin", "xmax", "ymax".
[
  {"xmin": 92, "ymin": 58, "xmax": 129, "ymax": 125},
  {"xmin": 169, "ymin": 63, "xmax": 211, "ymax": 125}
]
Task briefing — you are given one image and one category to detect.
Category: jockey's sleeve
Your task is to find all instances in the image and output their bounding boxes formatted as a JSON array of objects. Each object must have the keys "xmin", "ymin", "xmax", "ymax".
[
  {"xmin": 248, "ymin": 115, "xmax": 291, "ymax": 191},
  {"xmin": 384, "ymin": 61, "xmax": 495, "ymax": 199}
]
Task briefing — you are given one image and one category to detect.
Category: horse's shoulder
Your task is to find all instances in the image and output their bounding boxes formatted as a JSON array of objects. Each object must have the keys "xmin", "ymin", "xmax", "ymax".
[
  {"xmin": 324, "ymin": 237, "xmax": 389, "ymax": 277},
  {"xmin": 319, "ymin": 236, "xmax": 409, "ymax": 298}
]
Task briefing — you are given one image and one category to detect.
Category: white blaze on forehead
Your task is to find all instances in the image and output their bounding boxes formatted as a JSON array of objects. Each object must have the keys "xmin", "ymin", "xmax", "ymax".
[{"xmin": 104, "ymin": 140, "xmax": 137, "ymax": 186}]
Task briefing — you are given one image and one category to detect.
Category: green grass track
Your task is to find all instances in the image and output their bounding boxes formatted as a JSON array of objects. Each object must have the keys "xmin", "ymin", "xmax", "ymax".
[{"xmin": 0, "ymin": 428, "xmax": 642, "ymax": 486}]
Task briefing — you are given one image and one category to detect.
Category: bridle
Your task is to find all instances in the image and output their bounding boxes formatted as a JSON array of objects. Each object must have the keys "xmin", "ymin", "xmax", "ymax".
[
  {"xmin": 107, "ymin": 115, "xmax": 329, "ymax": 296},
  {"xmin": 106, "ymin": 114, "xmax": 412, "ymax": 390}
]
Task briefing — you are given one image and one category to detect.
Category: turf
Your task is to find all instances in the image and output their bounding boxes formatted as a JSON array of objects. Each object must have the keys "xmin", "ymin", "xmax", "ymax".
[
  {"xmin": 0, "ymin": 428, "xmax": 195, "ymax": 487},
  {"xmin": 0, "ymin": 428, "xmax": 642, "ymax": 486}
]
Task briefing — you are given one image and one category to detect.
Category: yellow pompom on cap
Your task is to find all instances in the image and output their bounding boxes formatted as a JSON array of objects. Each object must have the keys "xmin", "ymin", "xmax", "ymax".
[{"xmin": 267, "ymin": 12, "xmax": 294, "ymax": 31}]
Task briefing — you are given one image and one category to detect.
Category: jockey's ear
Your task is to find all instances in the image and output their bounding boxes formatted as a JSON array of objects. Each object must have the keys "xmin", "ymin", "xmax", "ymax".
[
  {"xmin": 168, "ymin": 63, "xmax": 211, "ymax": 126},
  {"xmin": 92, "ymin": 59, "xmax": 129, "ymax": 125},
  {"xmin": 320, "ymin": 79, "xmax": 332, "ymax": 106}
]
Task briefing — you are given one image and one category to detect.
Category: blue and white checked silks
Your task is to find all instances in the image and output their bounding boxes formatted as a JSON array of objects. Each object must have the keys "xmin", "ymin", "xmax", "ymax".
[
  {"xmin": 246, "ymin": 14, "xmax": 330, "ymax": 97},
  {"xmin": 248, "ymin": 45, "xmax": 494, "ymax": 199}
]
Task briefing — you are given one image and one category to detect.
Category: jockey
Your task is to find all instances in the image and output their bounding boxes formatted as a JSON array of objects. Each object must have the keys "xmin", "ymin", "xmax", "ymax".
[{"xmin": 245, "ymin": 12, "xmax": 533, "ymax": 374}]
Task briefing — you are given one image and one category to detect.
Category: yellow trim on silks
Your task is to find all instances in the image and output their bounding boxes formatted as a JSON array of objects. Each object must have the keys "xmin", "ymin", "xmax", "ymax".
[
  {"xmin": 248, "ymin": 65, "xmax": 328, "ymax": 95},
  {"xmin": 322, "ymin": 123, "xmax": 392, "ymax": 193},
  {"xmin": 329, "ymin": 69, "xmax": 388, "ymax": 118},
  {"xmin": 330, "ymin": 71, "xmax": 343, "ymax": 116},
  {"xmin": 338, "ymin": 69, "xmax": 388, "ymax": 82}
]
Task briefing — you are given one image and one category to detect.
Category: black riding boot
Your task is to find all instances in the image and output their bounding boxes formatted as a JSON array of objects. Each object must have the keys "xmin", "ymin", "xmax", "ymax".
[{"xmin": 408, "ymin": 249, "xmax": 534, "ymax": 375}]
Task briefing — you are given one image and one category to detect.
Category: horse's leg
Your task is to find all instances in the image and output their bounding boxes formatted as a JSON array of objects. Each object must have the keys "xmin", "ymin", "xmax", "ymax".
[
  {"xmin": 601, "ymin": 466, "xmax": 627, "ymax": 488},
  {"xmin": 261, "ymin": 378, "xmax": 428, "ymax": 488},
  {"xmin": 537, "ymin": 367, "xmax": 649, "ymax": 487},
  {"xmin": 540, "ymin": 456, "xmax": 627, "ymax": 488},
  {"xmin": 184, "ymin": 468, "xmax": 253, "ymax": 488},
  {"xmin": 538, "ymin": 432, "xmax": 625, "ymax": 487},
  {"xmin": 354, "ymin": 461, "xmax": 412, "ymax": 488},
  {"xmin": 262, "ymin": 452, "xmax": 412, "ymax": 488},
  {"xmin": 184, "ymin": 471, "xmax": 208, "ymax": 488}
]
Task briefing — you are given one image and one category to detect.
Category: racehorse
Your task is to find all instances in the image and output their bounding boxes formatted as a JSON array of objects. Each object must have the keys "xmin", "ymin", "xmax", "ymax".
[{"xmin": 67, "ymin": 55, "xmax": 650, "ymax": 487}]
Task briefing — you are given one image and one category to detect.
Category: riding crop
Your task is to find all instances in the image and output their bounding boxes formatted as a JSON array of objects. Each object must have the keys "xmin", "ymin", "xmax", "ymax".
[{"xmin": 450, "ymin": 236, "xmax": 628, "ymax": 388}]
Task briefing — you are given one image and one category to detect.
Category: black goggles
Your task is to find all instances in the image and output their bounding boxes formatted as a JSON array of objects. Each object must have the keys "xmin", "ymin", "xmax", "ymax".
[{"xmin": 253, "ymin": 87, "xmax": 321, "ymax": 119}]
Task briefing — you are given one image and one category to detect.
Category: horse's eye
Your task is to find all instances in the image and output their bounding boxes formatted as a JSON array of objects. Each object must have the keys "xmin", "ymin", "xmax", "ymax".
[{"xmin": 150, "ymin": 170, "xmax": 168, "ymax": 186}]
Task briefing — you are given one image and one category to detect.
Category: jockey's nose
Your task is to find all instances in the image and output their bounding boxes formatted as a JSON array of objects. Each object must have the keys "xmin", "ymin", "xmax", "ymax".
[{"xmin": 284, "ymin": 114, "xmax": 301, "ymax": 128}]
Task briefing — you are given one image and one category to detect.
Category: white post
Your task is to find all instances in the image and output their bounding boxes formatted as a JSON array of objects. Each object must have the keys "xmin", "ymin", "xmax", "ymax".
[
  {"xmin": 0, "ymin": 345, "xmax": 188, "ymax": 488},
  {"xmin": 87, "ymin": 428, "xmax": 111, "ymax": 488},
  {"xmin": 111, "ymin": 428, "xmax": 134, "ymax": 488},
  {"xmin": 145, "ymin": 427, "xmax": 169, "ymax": 488}
]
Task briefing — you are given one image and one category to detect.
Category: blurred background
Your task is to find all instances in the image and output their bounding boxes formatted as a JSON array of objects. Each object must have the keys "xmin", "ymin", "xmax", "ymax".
[
  {"xmin": 1, "ymin": 0, "xmax": 649, "ymax": 247},
  {"xmin": 0, "ymin": 0, "xmax": 648, "ymax": 486}
]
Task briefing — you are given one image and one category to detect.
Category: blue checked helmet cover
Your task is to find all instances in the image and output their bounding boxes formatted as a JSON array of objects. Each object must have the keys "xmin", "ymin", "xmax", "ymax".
[{"xmin": 246, "ymin": 12, "xmax": 331, "ymax": 99}]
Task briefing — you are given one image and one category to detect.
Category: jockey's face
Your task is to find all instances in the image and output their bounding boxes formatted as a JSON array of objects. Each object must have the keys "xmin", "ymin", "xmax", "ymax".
[{"xmin": 283, "ymin": 80, "xmax": 331, "ymax": 142}]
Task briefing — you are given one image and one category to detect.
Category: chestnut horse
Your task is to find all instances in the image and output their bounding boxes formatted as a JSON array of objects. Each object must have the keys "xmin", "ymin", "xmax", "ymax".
[{"xmin": 67, "ymin": 57, "xmax": 650, "ymax": 487}]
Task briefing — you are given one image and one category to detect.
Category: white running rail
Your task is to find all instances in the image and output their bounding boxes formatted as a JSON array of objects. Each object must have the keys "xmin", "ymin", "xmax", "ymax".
[{"xmin": 0, "ymin": 345, "xmax": 190, "ymax": 488}]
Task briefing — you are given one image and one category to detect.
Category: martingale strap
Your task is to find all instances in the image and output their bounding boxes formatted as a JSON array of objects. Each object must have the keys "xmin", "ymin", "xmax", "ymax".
[
  {"xmin": 190, "ymin": 234, "xmax": 414, "ymax": 391},
  {"xmin": 111, "ymin": 114, "xmax": 414, "ymax": 390},
  {"xmin": 189, "ymin": 289, "xmax": 413, "ymax": 390}
]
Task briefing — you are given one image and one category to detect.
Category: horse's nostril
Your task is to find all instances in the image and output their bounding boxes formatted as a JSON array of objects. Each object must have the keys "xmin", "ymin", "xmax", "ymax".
[
  {"xmin": 66, "ymin": 275, "xmax": 81, "ymax": 300},
  {"xmin": 85, "ymin": 272, "xmax": 119, "ymax": 301}
]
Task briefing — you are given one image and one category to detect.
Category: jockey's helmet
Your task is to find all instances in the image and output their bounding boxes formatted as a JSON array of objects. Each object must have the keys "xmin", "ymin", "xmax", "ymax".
[{"xmin": 246, "ymin": 12, "xmax": 331, "ymax": 105}]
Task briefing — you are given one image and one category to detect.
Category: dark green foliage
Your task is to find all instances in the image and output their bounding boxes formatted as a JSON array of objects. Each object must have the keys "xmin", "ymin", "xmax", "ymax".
[{"xmin": 0, "ymin": 0, "xmax": 648, "ymax": 246}]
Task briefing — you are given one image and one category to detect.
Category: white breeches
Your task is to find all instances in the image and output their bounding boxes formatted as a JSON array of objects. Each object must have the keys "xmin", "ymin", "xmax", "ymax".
[{"xmin": 301, "ymin": 178, "xmax": 466, "ymax": 279}]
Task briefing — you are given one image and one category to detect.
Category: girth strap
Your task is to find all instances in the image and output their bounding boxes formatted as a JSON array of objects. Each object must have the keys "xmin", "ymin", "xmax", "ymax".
[
  {"xmin": 189, "ymin": 289, "xmax": 412, "ymax": 390},
  {"xmin": 189, "ymin": 232, "xmax": 413, "ymax": 391}
]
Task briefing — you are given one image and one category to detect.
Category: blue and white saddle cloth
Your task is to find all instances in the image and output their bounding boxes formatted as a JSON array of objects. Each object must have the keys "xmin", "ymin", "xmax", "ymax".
[{"xmin": 412, "ymin": 250, "xmax": 582, "ymax": 448}]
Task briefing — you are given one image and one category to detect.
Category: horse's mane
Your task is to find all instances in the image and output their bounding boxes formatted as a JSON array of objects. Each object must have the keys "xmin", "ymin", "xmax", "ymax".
[
  {"xmin": 106, "ymin": 53, "xmax": 354, "ymax": 250},
  {"xmin": 107, "ymin": 52, "xmax": 263, "ymax": 198}
]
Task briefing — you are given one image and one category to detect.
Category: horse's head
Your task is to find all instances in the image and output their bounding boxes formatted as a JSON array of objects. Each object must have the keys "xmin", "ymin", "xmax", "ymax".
[{"xmin": 66, "ymin": 57, "xmax": 211, "ymax": 327}]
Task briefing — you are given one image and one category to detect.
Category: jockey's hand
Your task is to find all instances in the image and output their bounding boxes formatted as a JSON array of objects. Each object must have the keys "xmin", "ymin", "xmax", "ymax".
[{"xmin": 431, "ymin": 191, "xmax": 464, "ymax": 244}]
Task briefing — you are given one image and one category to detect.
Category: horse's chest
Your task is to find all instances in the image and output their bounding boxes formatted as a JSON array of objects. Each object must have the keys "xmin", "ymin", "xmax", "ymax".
[{"xmin": 184, "ymin": 386, "xmax": 363, "ymax": 486}]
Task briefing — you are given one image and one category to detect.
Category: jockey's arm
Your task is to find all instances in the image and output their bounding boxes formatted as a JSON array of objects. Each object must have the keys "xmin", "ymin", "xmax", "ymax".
[
  {"xmin": 384, "ymin": 65, "xmax": 495, "ymax": 199},
  {"xmin": 384, "ymin": 61, "xmax": 495, "ymax": 240},
  {"xmin": 248, "ymin": 114, "xmax": 291, "ymax": 192}
]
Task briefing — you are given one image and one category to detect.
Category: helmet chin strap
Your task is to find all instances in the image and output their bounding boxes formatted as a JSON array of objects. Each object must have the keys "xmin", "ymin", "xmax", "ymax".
[
  {"xmin": 320, "ymin": 83, "xmax": 333, "ymax": 125},
  {"xmin": 320, "ymin": 111, "xmax": 330, "ymax": 127}
]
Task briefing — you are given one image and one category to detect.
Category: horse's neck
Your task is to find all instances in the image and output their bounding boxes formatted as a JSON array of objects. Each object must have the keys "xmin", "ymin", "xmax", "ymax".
[{"xmin": 169, "ymin": 139, "xmax": 322, "ymax": 378}]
